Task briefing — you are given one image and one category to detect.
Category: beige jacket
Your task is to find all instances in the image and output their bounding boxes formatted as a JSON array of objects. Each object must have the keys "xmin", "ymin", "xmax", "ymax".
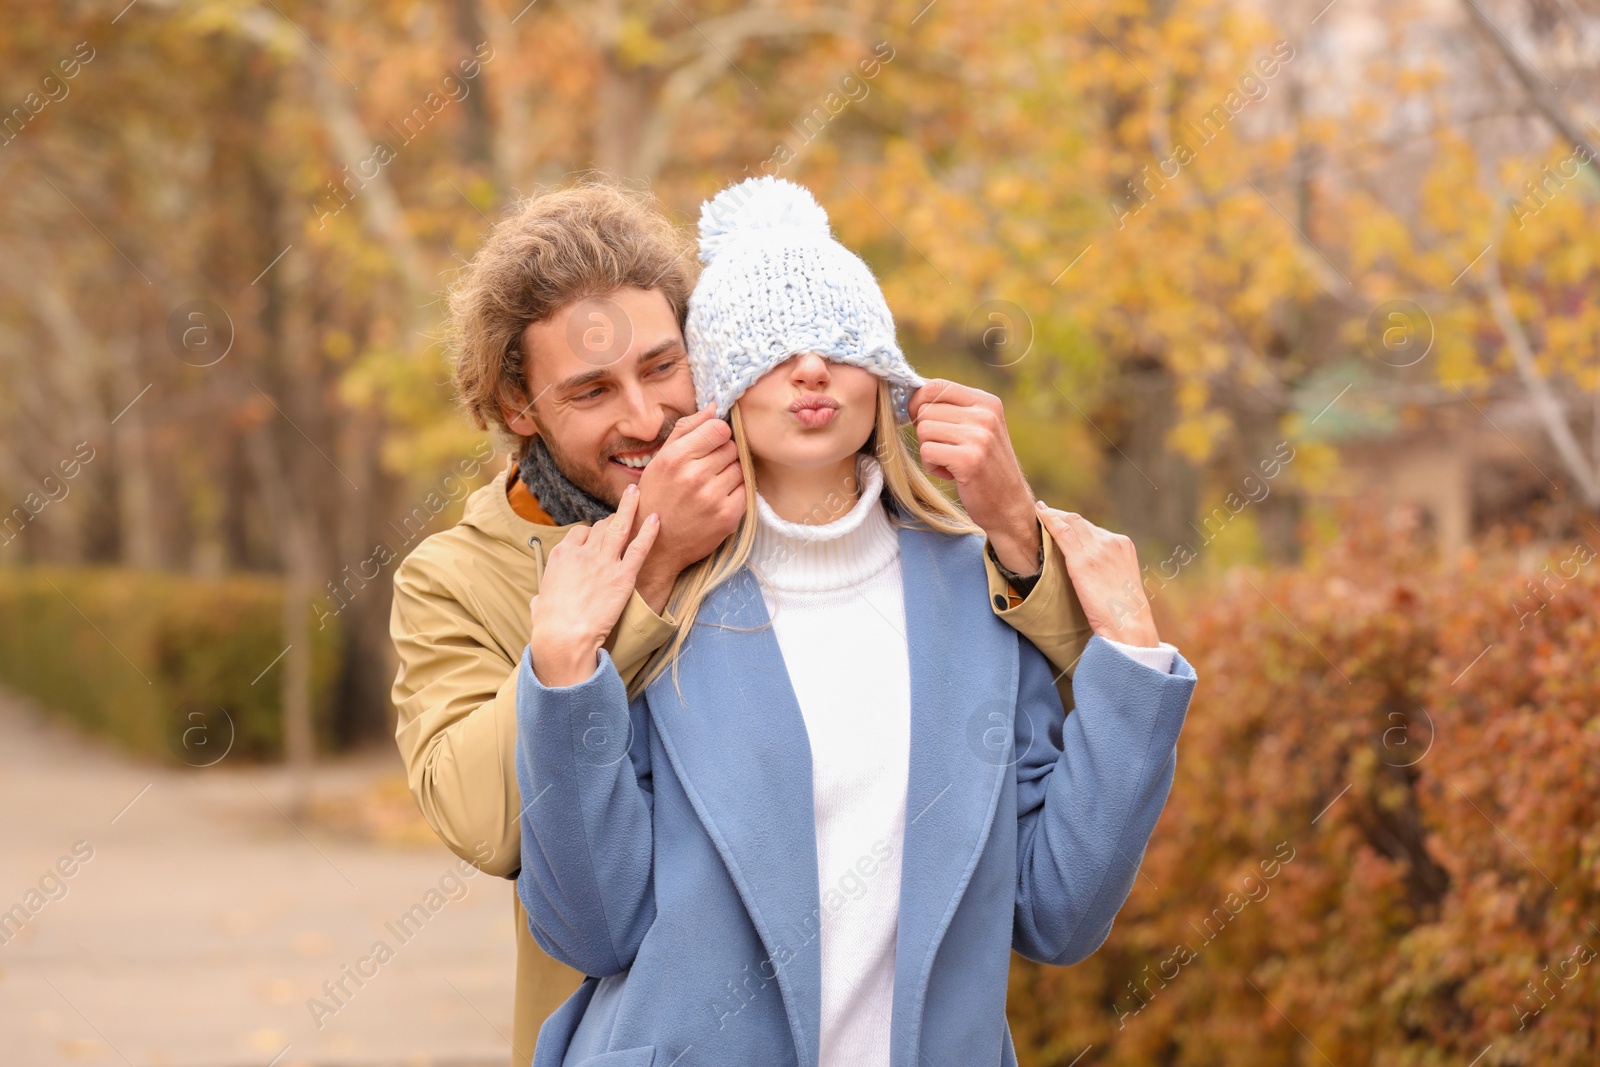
[{"xmin": 389, "ymin": 459, "xmax": 1091, "ymax": 1066}]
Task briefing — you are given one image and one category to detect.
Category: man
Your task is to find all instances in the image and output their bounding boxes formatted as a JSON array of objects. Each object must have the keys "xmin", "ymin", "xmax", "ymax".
[{"xmin": 389, "ymin": 178, "xmax": 1092, "ymax": 1066}]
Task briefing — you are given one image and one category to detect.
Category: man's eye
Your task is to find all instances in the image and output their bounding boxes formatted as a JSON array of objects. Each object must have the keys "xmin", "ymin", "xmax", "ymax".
[
  {"xmin": 575, "ymin": 387, "xmax": 605, "ymax": 401},
  {"xmin": 648, "ymin": 359, "xmax": 678, "ymax": 377}
]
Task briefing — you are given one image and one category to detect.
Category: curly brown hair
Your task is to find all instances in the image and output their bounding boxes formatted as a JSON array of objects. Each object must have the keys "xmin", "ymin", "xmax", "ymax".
[{"xmin": 446, "ymin": 177, "xmax": 697, "ymax": 455}]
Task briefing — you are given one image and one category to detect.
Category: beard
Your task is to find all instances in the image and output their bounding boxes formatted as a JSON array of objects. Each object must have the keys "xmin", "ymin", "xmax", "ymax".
[{"xmin": 531, "ymin": 410, "xmax": 684, "ymax": 508}]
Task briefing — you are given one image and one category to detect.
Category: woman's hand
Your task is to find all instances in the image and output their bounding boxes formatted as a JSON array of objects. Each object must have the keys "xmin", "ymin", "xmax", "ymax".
[
  {"xmin": 1036, "ymin": 503, "xmax": 1161, "ymax": 648},
  {"xmin": 527, "ymin": 483, "xmax": 660, "ymax": 687}
]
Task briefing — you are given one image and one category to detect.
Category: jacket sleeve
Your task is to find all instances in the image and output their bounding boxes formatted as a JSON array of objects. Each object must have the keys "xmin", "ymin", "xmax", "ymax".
[
  {"xmin": 1012, "ymin": 631, "xmax": 1196, "ymax": 965},
  {"xmin": 390, "ymin": 548, "xmax": 674, "ymax": 880},
  {"xmin": 607, "ymin": 591, "xmax": 679, "ymax": 680},
  {"xmin": 984, "ymin": 513, "xmax": 1094, "ymax": 711},
  {"xmin": 515, "ymin": 647, "xmax": 656, "ymax": 978}
]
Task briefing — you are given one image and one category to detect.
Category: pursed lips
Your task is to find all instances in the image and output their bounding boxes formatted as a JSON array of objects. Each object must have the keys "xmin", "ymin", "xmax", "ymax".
[{"xmin": 790, "ymin": 395, "xmax": 839, "ymax": 429}]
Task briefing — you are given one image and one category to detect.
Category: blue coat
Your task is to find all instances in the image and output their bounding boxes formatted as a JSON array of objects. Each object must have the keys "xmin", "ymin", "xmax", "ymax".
[{"xmin": 514, "ymin": 526, "xmax": 1197, "ymax": 1067}]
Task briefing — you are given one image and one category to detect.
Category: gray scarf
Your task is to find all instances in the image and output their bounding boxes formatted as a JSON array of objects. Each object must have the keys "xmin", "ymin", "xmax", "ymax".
[{"xmin": 516, "ymin": 437, "xmax": 613, "ymax": 527}]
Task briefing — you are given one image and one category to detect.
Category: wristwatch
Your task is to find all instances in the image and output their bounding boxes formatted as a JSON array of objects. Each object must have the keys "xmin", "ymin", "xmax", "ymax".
[{"xmin": 987, "ymin": 539, "xmax": 1044, "ymax": 601}]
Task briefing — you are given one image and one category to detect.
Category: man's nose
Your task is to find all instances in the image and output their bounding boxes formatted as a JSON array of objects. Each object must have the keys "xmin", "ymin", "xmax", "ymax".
[{"xmin": 616, "ymin": 379, "xmax": 666, "ymax": 441}]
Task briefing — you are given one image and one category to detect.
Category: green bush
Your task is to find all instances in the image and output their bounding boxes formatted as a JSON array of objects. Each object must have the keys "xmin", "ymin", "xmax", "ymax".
[{"xmin": 0, "ymin": 567, "xmax": 341, "ymax": 763}]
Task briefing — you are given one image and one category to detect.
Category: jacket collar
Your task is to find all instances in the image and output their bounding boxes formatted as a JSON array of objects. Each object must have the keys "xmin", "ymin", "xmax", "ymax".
[
  {"xmin": 457, "ymin": 457, "xmax": 580, "ymax": 558},
  {"xmin": 644, "ymin": 524, "xmax": 1016, "ymax": 1067}
]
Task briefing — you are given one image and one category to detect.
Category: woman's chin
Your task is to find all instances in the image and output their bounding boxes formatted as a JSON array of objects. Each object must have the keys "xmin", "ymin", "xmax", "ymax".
[{"xmin": 753, "ymin": 430, "xmax": 863, "ymax": 469}]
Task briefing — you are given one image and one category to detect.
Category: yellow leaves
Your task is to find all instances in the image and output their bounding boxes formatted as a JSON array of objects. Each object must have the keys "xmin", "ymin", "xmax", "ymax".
[
  {"xmin": 614, "ymin": 13, "xmax": 668, "ymax": 69},
  {"xmin": 1346, "ymin": 200, "xmax": 1418, "ymax": 277},
  {"xmin": 1544, "ymin": 316, "xmax": 1594, "ymax": 370},
  {"xmin": 985, "ymin": 173, "xmax": 1033, "ymax": 213},
  {"xmin": 322, "ymin": 328, "xmax": 354, "ymax": 364},
  {"xmin": 1393, "ymin": 63, "xmax": 1445, "ymax": 94},
  {"xmin": 1281, "ymin": 437, "xmax": 1340, "ymax": 493},
  {"xmin": 1166, "ymin": 409, "xmax": 1231, "ymax": 464},
  {"xmin": 340, "ymin": 340, "xmax": 479, "ymax": 478},
  {"xmin": 1431, "ymin": 306, "xmax": 1484, "ymax": 386},
  {"xmin": 183, "ymin": 0, "xmax": 301, "ymax": 63},
  {"xmin": 1419, "ymin": 134, "xmax": 1489, "ymax": 238},
  {"xmin": 1166, "ymin": 366, "xmax": 1234, "ymax": 460},
  {"xmin": 1177, "ymin": 376, "xmax": 1210, "ymax": 413}
]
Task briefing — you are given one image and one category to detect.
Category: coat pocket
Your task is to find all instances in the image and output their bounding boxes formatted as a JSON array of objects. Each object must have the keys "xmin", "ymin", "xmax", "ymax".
[{"xmin": 572, "ymin": 1046, "xmax": 655, "ymax": 1067}]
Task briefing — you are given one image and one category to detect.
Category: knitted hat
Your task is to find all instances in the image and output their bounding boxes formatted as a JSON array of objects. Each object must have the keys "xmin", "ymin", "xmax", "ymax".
[{"xmin": 684, "ymin": 176, "xmax": 924, "ymax": 422}]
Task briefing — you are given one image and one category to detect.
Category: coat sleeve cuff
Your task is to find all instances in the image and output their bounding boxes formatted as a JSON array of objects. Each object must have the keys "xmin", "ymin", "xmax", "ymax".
[
  {"xmin": 1098, "ymin": 637, "xmax": 1177, "ymax": 674},
  {"xmin": 517, "ymin": 646, "xmax": 635, "ymax": 769},
  {"xmin": 984, "ymin": 513, "xmax": 1095, "ymax": 677},
  {"xmin": 987, "ymin": 538, "xmax": 1043, "ymax": 598},
  {"xmin": 519, "ymin": 642, "xmax": 609, "ymax": 694}
]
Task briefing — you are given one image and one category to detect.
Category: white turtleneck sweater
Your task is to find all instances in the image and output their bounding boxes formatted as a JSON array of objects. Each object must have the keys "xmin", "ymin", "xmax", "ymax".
[{"xmin": 749, "ymin": 454, "xmax": 1176, "ymax": 1067}]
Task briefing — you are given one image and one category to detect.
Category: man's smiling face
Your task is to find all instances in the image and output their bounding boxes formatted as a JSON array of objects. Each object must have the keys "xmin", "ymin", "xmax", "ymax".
[{"xmin": 505, "ymin": 285, "xmax": 698, "ymax": 508}]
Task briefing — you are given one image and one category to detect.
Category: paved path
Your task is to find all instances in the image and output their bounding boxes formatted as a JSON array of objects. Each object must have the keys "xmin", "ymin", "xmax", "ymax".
[{"xmin": 0, "ymin": 688, "xmax": 517, "ymax": 1067}]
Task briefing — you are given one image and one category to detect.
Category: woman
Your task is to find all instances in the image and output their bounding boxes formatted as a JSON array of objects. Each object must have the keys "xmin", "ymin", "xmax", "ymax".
[{"xmin": 514, "ymin": 177, "xmax": 1197, "ymax": 1067}]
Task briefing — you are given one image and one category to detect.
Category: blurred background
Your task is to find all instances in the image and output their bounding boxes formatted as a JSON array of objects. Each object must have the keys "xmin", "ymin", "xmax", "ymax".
[{"xmin": 1, "ymin": 0, "xmax": 1597, "ymax": 1064}]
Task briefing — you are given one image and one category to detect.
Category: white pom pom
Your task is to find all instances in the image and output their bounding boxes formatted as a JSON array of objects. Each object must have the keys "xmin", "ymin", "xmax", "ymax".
[{"xmin": 697, "ymin": 176, "xmax": 831, "ymax": 264}]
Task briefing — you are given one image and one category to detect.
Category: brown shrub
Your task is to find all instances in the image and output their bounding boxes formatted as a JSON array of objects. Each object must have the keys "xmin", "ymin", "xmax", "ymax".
[{"xmin": 1008, "ymin": 506, "xmax": 1600, "ymax": 1066}]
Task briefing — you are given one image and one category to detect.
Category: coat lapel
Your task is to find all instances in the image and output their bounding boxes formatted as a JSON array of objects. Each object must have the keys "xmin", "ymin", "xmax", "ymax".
[
  {"xmin": 889, "ymin": 527, "xmax": 1016, "ymax": 1067},
  {"xmin": 644, "ymin": 529, "xmax": 1016, "ymax": 1067},
  {"xmin": 645, "ymin": 568, "xmax": 825, "ymax": 1067}
]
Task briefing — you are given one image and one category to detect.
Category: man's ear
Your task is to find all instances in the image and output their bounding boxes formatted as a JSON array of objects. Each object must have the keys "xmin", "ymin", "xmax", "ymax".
[
  {"xmin": 503, "ymin": 393, "xmax": 539, "ymax": 437},
  {"xmin": 505, "ymin": 326, "xmax": 542, "ymax": 436}
]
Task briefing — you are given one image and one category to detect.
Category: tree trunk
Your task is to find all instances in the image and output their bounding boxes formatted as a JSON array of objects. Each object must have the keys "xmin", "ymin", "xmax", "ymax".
[
  {"xmin": 109, "ymin": 335, "xmax": 163, "ymax": 569},
  {"xmin": 1103, "ymin": 359, "xmax": 1202, "ymax": 558},
  {"xmin": 452, "ymin": 0, "xmax": 496, "ymax": 173}
]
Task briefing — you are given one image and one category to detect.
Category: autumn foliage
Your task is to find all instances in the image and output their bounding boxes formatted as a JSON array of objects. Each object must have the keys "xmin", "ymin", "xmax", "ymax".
[{"xmin": 1007, "ymin": 507, "xmax": 1600, "ymax": 1066}]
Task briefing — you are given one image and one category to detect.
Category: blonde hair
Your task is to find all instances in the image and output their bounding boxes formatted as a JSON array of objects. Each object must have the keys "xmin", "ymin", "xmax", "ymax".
[
  {"xmin": 445, "ymin": 176, "xmax": 697, "ymax": 457},
  {"xmin": 629, "ymin": 379, "xmax": 979, "ymax": 699}
]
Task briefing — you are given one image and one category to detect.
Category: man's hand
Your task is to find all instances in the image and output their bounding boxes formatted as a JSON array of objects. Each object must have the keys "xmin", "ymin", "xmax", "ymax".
[
  {"xmin": 528, "ymin": 484, "xmax": 661, "ymax": 686},
  {"xmin": 632, "ymin": 404, "xmax": 744, "ymax": 612},
  {"xmin": 1037, "ymin": 505, "xmax": 1160, "ymax": 647},
  {"xmin": 908, "ymin": 379, "xmax": 1042, "ymax": 575}
]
